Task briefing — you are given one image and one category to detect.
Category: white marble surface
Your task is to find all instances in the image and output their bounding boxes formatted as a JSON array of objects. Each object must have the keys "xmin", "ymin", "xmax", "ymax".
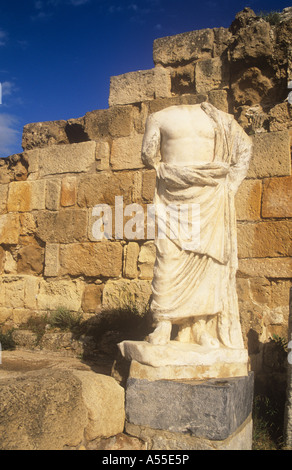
[
  {"xmin": 119, "ymin": 104, "xmax": 253, "ymax": 378},
  {"xmin": 141, "ymin": 103, "xmax": 252, "ymax": 351}
]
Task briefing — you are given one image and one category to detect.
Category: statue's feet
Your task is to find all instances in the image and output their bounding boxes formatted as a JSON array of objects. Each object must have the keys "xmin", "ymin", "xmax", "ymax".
[
  {"xmin": 199, "ymin": 332, "xmax": 220, "ymax": 349},
  {"xmin": 148, "ymin": 321, "xmax": 172, "ymax": 345}
]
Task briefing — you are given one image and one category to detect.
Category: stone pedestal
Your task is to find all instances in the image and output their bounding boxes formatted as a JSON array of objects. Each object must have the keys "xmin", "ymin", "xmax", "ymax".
[
  {"xmin": 119, "ymin": 340, "xmax": 249, "ymax": 380},
  {"xmin": 125, "ymin": 373, "xmax": 254, "ymax": 450},
  {"xmin": 119, "ymin": 340, "xmax": 253, "ymax": 449}
]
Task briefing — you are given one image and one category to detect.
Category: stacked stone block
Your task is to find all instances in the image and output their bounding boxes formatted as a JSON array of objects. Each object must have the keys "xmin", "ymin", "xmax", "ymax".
[
  {"xmin": 0, "ymin": 135, "xmax": 155, "ymax": 326},
  {"xmin": 0, "ymin": 9, "xmax": 291, "ymax": 390}
]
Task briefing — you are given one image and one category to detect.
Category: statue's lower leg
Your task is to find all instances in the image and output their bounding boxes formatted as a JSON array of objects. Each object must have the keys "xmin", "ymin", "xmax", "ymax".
[
  {"xmin": 191, "ymin": 317, "xmax": 220, "ymax": 348},
  {"xmin": 148, "ymin": 320, "xmax": 172, "ymax": 345}
]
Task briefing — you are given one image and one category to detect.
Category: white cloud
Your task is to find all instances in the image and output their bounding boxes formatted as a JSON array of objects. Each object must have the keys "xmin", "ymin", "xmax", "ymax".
[
  {"xmin": 31, "ymin": 0, "xmax": 90, "ymax": 19},
  {"xmin": 31, "ymin": 4, "xmax": 53, "ymax": 21},
  {"xmin": 109, "ymin": 4, "xmax": 123, "ymax": 14},
  {"xmin": 2, "ymin": 81, "xmax": 14, "ymax": 97},
  {"xmin": 0, "ymin": 81, "xmax": 23, "ymax": 108},
  {"xmin": 108, "ymin": 1, "xmax": 160, "ymax": 20},
  {"xmin": 128, "ymin": 3, "xmax": 138, "ymax": 11},
  {"xmin": 33, "ymin": 11, "xmax": 53, "ymax": 20},
  {"xmin": 69, "ymin": 0, "xmax": 90, "ymax": 5},
  {"xmin": 35, "ymin": 0, "xmax": 44, "ymax": 9},
  {"xmin": 17, "ymin": 40, "xmax": 29, "ymax": 50},
  {"xmin": 0, "ymin": 114, "xmax": 20, "ymax": 157},
  {"xmin": 0, "ymin": 29, "xmax": 7, "ymax": 46}
]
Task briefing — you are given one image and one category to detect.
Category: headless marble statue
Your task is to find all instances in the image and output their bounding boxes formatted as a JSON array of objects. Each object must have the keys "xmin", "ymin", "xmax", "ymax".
[
  {"xmin": 118, "ymin": 102, "xmax": 253, "ymax": 380},
  {"xmin": 142, "ymin": 103, "xmax": 252, "ymax": 349}
]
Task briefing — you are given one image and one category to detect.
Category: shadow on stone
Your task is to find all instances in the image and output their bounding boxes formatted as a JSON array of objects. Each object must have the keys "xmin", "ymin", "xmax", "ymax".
[
  {"xmin": 248, "ymin": 328, "xmax": 288, "ymax": 448},
  {"xmin": 65, "ymin": 120, "xmax": 90, "ymax": 144},
  {"xmin": 80, "ymin": 307, "xmax": 152, "ymax": 381}
]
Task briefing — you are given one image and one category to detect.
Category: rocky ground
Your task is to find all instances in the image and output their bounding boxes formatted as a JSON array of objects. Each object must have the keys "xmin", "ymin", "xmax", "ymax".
[{"xmin": 0, "ymin": 343, "xmax": 145, "ymax": 450}]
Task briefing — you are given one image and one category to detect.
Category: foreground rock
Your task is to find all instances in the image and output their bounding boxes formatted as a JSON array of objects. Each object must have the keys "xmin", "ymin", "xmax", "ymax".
[{"xmin": 0, "ymin": 351, "xmax": 125, "ymax": 450}]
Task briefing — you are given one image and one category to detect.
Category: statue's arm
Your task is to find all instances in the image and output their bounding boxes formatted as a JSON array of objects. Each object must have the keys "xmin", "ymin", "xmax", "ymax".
[
  {"xmin": 141, "ymin": 114, "xmax": 161, "ymax": 169},
  {"xmin": 228, "ymin": 124, "xmax": 253, "ymax": 194}
]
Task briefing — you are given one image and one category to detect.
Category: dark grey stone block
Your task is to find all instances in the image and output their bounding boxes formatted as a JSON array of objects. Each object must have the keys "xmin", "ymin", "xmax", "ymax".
[{"xmin": 126, "ymin": 373, "xmax": 254, "ymax": 441}]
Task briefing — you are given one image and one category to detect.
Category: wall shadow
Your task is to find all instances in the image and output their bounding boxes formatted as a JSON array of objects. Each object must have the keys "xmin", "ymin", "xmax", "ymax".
[
  {"xmin": 75, "ymin": 307, "xmax": 153, "ymax": 385},
  {"xmin": 248, "ymin": 328, "xmax": 288, "ymax": 446}
]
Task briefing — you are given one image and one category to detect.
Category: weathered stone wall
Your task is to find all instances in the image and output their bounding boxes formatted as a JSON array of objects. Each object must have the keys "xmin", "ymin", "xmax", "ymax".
[
  {"xmin": 284, "ymin": 288, "xmax": 292, "ymax": 448},
  {"xmin": 0, "ymin": 8, "xmax": 291, "ymax": 388}
]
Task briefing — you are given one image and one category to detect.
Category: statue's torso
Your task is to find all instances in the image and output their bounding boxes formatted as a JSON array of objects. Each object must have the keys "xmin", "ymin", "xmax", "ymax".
[{"xmin": 156, "ymin": 105, "xmax": 215, "ymax": 166}]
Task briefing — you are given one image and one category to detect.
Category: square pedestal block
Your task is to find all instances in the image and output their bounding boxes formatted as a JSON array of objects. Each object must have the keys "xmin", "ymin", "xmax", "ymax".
[
  {"xmin": 125, "ymin": 373, "xmax": 254, "ymax": 443},
  {"xmin": 119, "ymin": 341, "xmax": 249, "ymax": 380}
]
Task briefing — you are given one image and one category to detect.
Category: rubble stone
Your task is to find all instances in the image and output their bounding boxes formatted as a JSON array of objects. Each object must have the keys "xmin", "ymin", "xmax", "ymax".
[
  {"xmin": 109, "ymin": 67, "xmax": 172, "ymax": 106},
  {"xmin": 22, "ymin": 120, "xmax": 69, "ymax": 151}
]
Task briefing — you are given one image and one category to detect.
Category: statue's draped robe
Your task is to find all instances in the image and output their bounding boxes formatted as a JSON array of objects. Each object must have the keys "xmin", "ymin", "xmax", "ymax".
[{"xmin": 150, "ymin": 103, "xmax": 252, "ymax": 349}]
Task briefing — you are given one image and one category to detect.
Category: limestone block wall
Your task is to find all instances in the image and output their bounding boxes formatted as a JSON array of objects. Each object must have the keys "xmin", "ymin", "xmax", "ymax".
[{"xmin": 0, "ymin": 8, "xmax": 291, "ymax": 380}]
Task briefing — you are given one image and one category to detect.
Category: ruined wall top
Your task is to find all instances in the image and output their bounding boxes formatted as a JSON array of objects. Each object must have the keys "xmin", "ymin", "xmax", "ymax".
[{"xmin": 0, "ymin": 7, "xmax": 290, "ymax": 166}]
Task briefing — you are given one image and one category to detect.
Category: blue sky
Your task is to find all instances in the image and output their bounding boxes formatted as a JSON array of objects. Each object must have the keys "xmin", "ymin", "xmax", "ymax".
[{"xmin": 0, "ymin": 0, "xmax": 290, "ymax": 157}]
